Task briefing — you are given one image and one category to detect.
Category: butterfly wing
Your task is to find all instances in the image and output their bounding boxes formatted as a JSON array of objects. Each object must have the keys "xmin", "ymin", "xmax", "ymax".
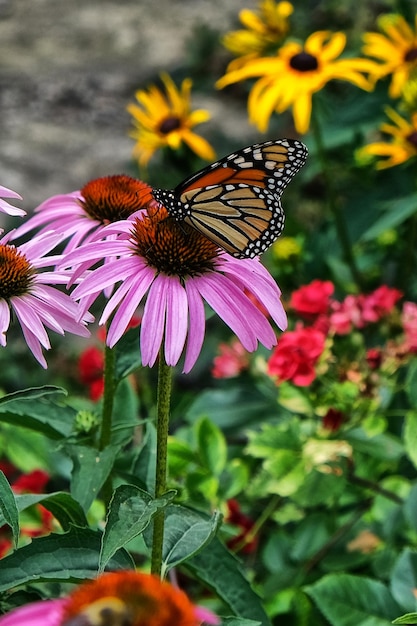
[{"xmin": 152, "ymin": 139, "xmax": 307, "ymax": 258}]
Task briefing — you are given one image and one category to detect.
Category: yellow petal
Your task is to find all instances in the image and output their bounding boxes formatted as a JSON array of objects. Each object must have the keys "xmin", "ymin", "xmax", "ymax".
[
  {"xmin": 292, "ymin": 91, "xmax": 312, "ymax": 134},
  {"xmin": 181, "ymin": 129, "xmax": 216, "ymax": 161}
]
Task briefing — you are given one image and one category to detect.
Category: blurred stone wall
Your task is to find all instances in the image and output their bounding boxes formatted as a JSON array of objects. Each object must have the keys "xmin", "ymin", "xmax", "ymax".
[{"xmin": 0, "ymin": 0, "xmax": 244, "ymax": 209}]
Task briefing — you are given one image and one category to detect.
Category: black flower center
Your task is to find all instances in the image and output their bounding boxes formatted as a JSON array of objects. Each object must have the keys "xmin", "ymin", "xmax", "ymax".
[
  {"xmin": 159, "ymin": 116, "xmax": 182, "ymax": 135},
  {"xmin": 289, "ymin": 51, "xmax": 319, "ymax": 71},
  {"xmin": 405, "ymin": 47, "xmax": 417, "ymax": 62},
  {"xmin": 0, "ymin": 244, "xmax": 34, "ymax": 299},
  {"xmin": 406, "ymin": 130, "xmax": 417, "ymax": 147},
  {"xmin": 80, "ymin": 175, "xmax": 152, "ymax": 224},
  {"xmin": 132, "ymin": 203, "xmax": 219, "ymax": 278}
]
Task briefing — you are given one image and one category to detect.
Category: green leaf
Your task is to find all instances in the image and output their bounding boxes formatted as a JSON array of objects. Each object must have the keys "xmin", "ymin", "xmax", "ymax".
[
  {"xmin": 360, "ymin": 193, "xmax": 417, "ymax": 241},
  {"xmin": 196, "ymin": 417, "xmax": 227, "ymax": 476},
  {"xmin": 278, "ymin": 383, "xmax": 313, "ymax": 415},
  {"xmin": 160, "ymin": 505, "xmax": 222, "ymax": 576},
  {"xmin": 99, "ymin": 485, "xmax": 176, "ymax": 572},
  {"xmin": 390, "ymin": 549, "xmax": 417, "ymax": 613},
  {"xmin": 403, "ymin": 484, "xmax": 417, "ymax": 534},
  {"xmin": 393, "ymin": 612, "xmax": 417, "ymax": 624},
  {"xmin": 0, "ymin": 492, "xmax": 87, "ymax": 531},
  {"xmin": 0, "ymin": 471, "xmax": 19, "ymax": 547},
  {"xmin": 114, "ymin": 326, "xmax": 141, "ymax": 381},
  {"xmin": 131, "ymin": 422, "xmax": 157, "ymax": 492},
  {"xmin": 406, "ymin": 362, "xmax": 417, "ymax": 413},
  {"xmin": 35, "ymin": 492, "xmax": 88, "ymax": 531},
  {"xmin": 111, "ymin": 378, "xmax": 140, "ymax": 447},
  {"xmin": 346, "ymin": 428, "xmax": 403, "ymax": 462},
  {"xmin": 0, "ymin": 527, "xmax": 134, "ymax": 591},
  {"xmin": 306, "ymin": 573, "xmax": 400, "ymax": 626},
  {"xmin": 221, "ymin": 619, "xmax": 261, "ymax": 626},
  {"xmin": 0, "ymin": 386, "xmax": 76, "ymax": 439},
  {"xmin": 186, "ymin": 387, "xmax": 277, "ymax": 431},
  {"xmin": 404, "ymin": 412, "xmax": 417, "ymax": 470},
  {"xmin": 67, "ymin": 444, "xmax": 121, "ymax": 512},
  {"xmin": 185, "ymin": 538, "xmax": 271, "ymax": 626}
]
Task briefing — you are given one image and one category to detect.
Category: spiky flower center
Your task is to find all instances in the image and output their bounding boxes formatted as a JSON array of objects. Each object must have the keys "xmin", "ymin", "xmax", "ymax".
[
  {"xmin": 289, "ymin": 51, "xmax": 319, "ymax": 71},
  {"xmin": 132, "ymin": 202, "xmax": 219, "ymax": 278},
  {"xmin": 158, "ymin": 116, "xmax": 182, "ymax": 135},
  {"xmin": 0, "ymin": 244, "xmax": 34, "ymax": 299},
  {"xmin": 61, "ymin": 572, "xmax": 198, "ymax": 626},
  {"xmin": 80, "ymin": 175, "xmax": 152, "ymax": 223}
]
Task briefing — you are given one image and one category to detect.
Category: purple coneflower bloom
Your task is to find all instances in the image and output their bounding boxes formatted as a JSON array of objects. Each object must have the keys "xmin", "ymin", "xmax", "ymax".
[
  {"xmin": 61, "ymin": 202, "xmax": 287, "ymax": 373},
  {"xmin": 0, "ymin": 185, "xmax": 25, "ymax": 217},
  {"xmin": 11, "ymin": 175, "xmax": 153, "ymax": 250},
  {"xmin": 0, "ymin": 599, "xmax": 64, "ymax": 626},
  {"xmin": 0, "ymin": 231, "xmax": 91, "ymax": 368}
]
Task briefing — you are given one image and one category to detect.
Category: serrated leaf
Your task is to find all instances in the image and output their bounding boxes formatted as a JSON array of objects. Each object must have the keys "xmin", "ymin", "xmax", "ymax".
[
  {"xmin": 0, "ymin": 386, "xmax": 76, "ymax": 439},
  {"xmin": 185, "ymin": 538, "xmax": 271, "ymax": 626},
  {"xmin": 99, "ymin": 485, "xmax": 176, "ymax": 572},
  {"xmin": 0, "ymin": 471, "xmax": 19, "ymax": 548},
  {"xmin": 306, "ymin": 573, "xmax": 400, "ymax": 626},
  {"xmin": 0, "ymin": 526, "xmax": 134, "ymax": 591},
  {"xmin": 67, "ymin": 444, "xmax": 121, "ymax": 512},
  {"xmin": 160, "ymin": 505, "xmax": 222, "ymax": 576}
]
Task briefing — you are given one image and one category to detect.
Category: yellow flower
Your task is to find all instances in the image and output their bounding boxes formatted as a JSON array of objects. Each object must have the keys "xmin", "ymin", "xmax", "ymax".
[
  {"xmin": 271, "ymin": 236, "xmax": 302, "ymax": 260},
  {"xmin": 357, "ymin": 107, "xmax": 417, "ymax": 169},
  {"xmin": 362, "ymin": 14, "xmax": 417, "ymax": 98},
  {"xmin": 222, "ymin": 0, "xmax": 293, "ymax": 61},
  {"xmin": 127, "ymin": 73, "xmax": 216, "ymax": 167},
  {"xmin": 217, "ymin": 31, "xmax": 377, "ymax": 134}
]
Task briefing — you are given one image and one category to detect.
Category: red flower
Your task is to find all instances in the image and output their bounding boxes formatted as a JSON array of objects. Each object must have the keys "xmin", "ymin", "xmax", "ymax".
[
  {"xmin": 360, "ymin": 286, "xmax": 402, "ymax": 324},
  {"xmin": 290, "ymin": 280, "xmax": 334, "ymax": 317},
  {"xmin": 366, "ymin": 347, "xmax": 383, "ymax": 369},
  {"xmin": 212, "ymin": 340, "xmax": 249, "ymax": 379},
  {"xmin": 78, "ymin": 346, "xmax": 104, "ymax": 401},
  {"xmin": 13, "ymin": 469, "xmax": 50, "ymax": 494},
  {"xmin": 226, "ymin": 499, "xmax": 258, "ymax": 554},
  {"xmin": 267, "ymin": 325, "xmax": 326, "ymax": 386}
]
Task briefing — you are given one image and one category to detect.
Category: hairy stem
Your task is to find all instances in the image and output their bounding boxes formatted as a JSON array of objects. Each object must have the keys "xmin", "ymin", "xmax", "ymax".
[{"xmin": 150, "ymin": 350, "xmax": 173, "ymax": 577}]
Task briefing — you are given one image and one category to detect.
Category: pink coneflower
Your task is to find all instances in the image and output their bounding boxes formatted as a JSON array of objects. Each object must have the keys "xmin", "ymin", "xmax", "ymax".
[
  {"xmin": 0, "ymin": 571, "xmax": 219, "ymax": 626},
  {"xmin": 11, "ymin": 175, "xmax": 153, "ymax": 250},
  {"xmin": 0, "ymin": 185, "xmax": 25, "ymax": 217},
  {"xmin": 0, "ymin": 231, "xmax": 91, "ymax": 368},
  {"xmin": 61, "ymin": 203, "xmax": 287, "ymax": 373}
]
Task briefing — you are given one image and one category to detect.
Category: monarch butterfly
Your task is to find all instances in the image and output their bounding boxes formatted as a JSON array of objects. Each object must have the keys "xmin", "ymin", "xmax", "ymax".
[{"xmin": 152, "ymin": 138, "xmax": 307, "ymax": 259}]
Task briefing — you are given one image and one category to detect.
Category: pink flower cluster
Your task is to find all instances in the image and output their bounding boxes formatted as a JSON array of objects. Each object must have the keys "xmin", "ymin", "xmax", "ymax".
[
  {"xmin": 402, "ymin": 302, "xmax": 417, "ymax": 352},
  {"xmin": 290, "ymin": 281, "xmax": 403, "ymax": 335},
  {"xmin": 263, "ymin": 280, "xmax": 410, "ymax": 388}
]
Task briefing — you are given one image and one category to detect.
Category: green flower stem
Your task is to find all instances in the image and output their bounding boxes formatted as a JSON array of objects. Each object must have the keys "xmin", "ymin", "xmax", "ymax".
[
  {"xmin": 311, "ymin": 108, "xmax": 365, "ymax": 291},
  {"xmin": 98, "ymin": 342, "xmax": 116, "ymax": 451},
  {"xmin": 151, "ymin": 350, "xmax": 173, "ymax": 578}
]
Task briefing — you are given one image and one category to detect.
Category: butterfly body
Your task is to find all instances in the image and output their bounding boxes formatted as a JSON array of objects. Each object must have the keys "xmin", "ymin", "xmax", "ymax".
[{"xmin": 152, "ymin": 139, "xmax": 307, "ymax": 259}]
